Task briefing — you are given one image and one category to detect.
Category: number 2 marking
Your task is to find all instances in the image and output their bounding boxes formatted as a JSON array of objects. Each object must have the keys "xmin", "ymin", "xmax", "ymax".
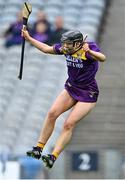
[{"xmin": 78, "ymin": 153, "xmax": 91, "ymax": 170}]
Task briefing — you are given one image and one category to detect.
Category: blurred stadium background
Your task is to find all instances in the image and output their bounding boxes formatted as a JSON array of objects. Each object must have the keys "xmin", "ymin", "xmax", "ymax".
[{"xmin": 0, "ymin": 0, "xmax": 125, "ymax": 179}]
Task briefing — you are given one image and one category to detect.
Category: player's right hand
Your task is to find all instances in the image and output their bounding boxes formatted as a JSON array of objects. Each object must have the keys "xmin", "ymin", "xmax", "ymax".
[{"xmin": 21, "ymin": 28, "xmax": 30, "ymax": 41}]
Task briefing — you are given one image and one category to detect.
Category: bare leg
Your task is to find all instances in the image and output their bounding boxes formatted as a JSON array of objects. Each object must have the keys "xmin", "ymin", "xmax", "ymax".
[
  {"xmin": 38, "ymin": 89, "xmax": 76, "ymax": 145},
  {"xmin": 52, "ymin": 102, "xmax": 96, "ymax": 155}
]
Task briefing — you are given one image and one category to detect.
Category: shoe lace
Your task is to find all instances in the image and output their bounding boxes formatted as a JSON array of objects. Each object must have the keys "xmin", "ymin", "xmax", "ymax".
[
  {"xmin": 33, "ymin": 146, "xmax": 42, "ymax": 153},
  {"xmin": 47, "ymin": 154, "xmax": 56, "ymax": 161}
]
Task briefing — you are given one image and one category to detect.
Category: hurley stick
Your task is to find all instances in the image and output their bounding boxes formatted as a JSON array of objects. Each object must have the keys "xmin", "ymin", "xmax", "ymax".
[{"xmin": 18, "ymin": 2, "xmax": 32, "ymax": 80}]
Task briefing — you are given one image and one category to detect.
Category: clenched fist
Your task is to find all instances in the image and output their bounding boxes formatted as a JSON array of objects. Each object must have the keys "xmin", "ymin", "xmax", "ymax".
[
  {"xmin": 82, "ymin": 43, "xmax": 90, "ymax": 52},
  {"xmin": 21, "ymin": 28, "xmax": 31, "ymax": 41}
]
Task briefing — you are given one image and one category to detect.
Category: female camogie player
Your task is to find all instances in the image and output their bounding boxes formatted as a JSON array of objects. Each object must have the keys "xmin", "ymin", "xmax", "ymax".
[{"xmin": 22, "ymin": 29, "xmax": 106, "ymax": 168}]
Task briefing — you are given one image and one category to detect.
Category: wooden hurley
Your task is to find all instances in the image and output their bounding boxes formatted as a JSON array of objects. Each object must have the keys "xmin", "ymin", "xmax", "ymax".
[{"xmin": 18, "ymin": 2, "xmax": 32, "ymax": 80}]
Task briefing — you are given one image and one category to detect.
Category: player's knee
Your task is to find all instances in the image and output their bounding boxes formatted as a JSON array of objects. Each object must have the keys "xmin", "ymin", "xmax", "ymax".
[
  {"xmin": 47, "ymin": 109, "xmax": 59, "ymax": 121},
  {"xmin": 63, "ymin": 121, "xmax": 75, "ymax": 131}
]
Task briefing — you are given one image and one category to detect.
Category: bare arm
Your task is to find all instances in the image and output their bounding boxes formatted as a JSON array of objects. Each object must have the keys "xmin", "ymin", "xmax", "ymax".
[
  {"xmin": 83, "ymin": 43, "xmax": 106, "ymax": 62},
  {"xmin": 21, "ymin": 29, "xmax": 55, "ymax": 54},
  {"xmin": 88, "ymin": 50, "xmax": 106, "ymax": 62}
]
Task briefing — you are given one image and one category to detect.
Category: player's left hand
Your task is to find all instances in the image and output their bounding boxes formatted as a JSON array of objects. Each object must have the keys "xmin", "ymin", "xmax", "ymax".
[
  {"xmin": 82, "ymin": 43, "xmax": 90, "ymax": 52},
  {"xmin": 21, "ymin": 28, "xmax": 31, "ymax": 41}
]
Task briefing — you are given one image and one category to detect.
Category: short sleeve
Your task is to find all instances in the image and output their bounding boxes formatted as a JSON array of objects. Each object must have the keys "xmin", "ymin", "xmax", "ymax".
[
  {"xmin": 85, "ymin": 42, "xmax": 101, "ymax": 60},
  {"xmin": 53, "ymin": 44, "xmax": 63, "ymax": 55}
]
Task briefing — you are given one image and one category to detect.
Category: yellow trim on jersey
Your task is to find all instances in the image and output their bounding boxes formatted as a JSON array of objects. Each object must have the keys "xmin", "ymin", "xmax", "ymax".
[
  {"xmin": 63, "ymin": 48, "xmax": 87, "ymax": 60},
  {"xmin": 72, "ymin": 49, "xmax": 87, "ymax": 60},
  {"xmin": 61, "ymin": 48, "xmax": 67, "ymax": 54}
]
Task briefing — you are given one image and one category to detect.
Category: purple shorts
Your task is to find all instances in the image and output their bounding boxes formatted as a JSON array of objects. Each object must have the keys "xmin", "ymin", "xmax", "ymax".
[{"xmin": 65, "ymin": 81, "xmax": 99, "ymax": 103}]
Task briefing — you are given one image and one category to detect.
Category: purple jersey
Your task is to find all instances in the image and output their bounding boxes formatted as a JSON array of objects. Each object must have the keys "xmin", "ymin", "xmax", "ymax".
[{"xmin": 53, "ymin": 42, "xmax": 100, "ymax": 102}]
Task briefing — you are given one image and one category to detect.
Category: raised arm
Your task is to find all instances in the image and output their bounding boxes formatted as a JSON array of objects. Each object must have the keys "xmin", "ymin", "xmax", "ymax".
[
  {"xmin": 21, "ymin": 28, "xmax": 55, "ymax": 54},
  {"xmin": 87, "ymin": 49, "xmax": 106, "ymax": 62},
  {"xmin": 83, "ymin": 43, "xmax": 106, "ymax": 62}
]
